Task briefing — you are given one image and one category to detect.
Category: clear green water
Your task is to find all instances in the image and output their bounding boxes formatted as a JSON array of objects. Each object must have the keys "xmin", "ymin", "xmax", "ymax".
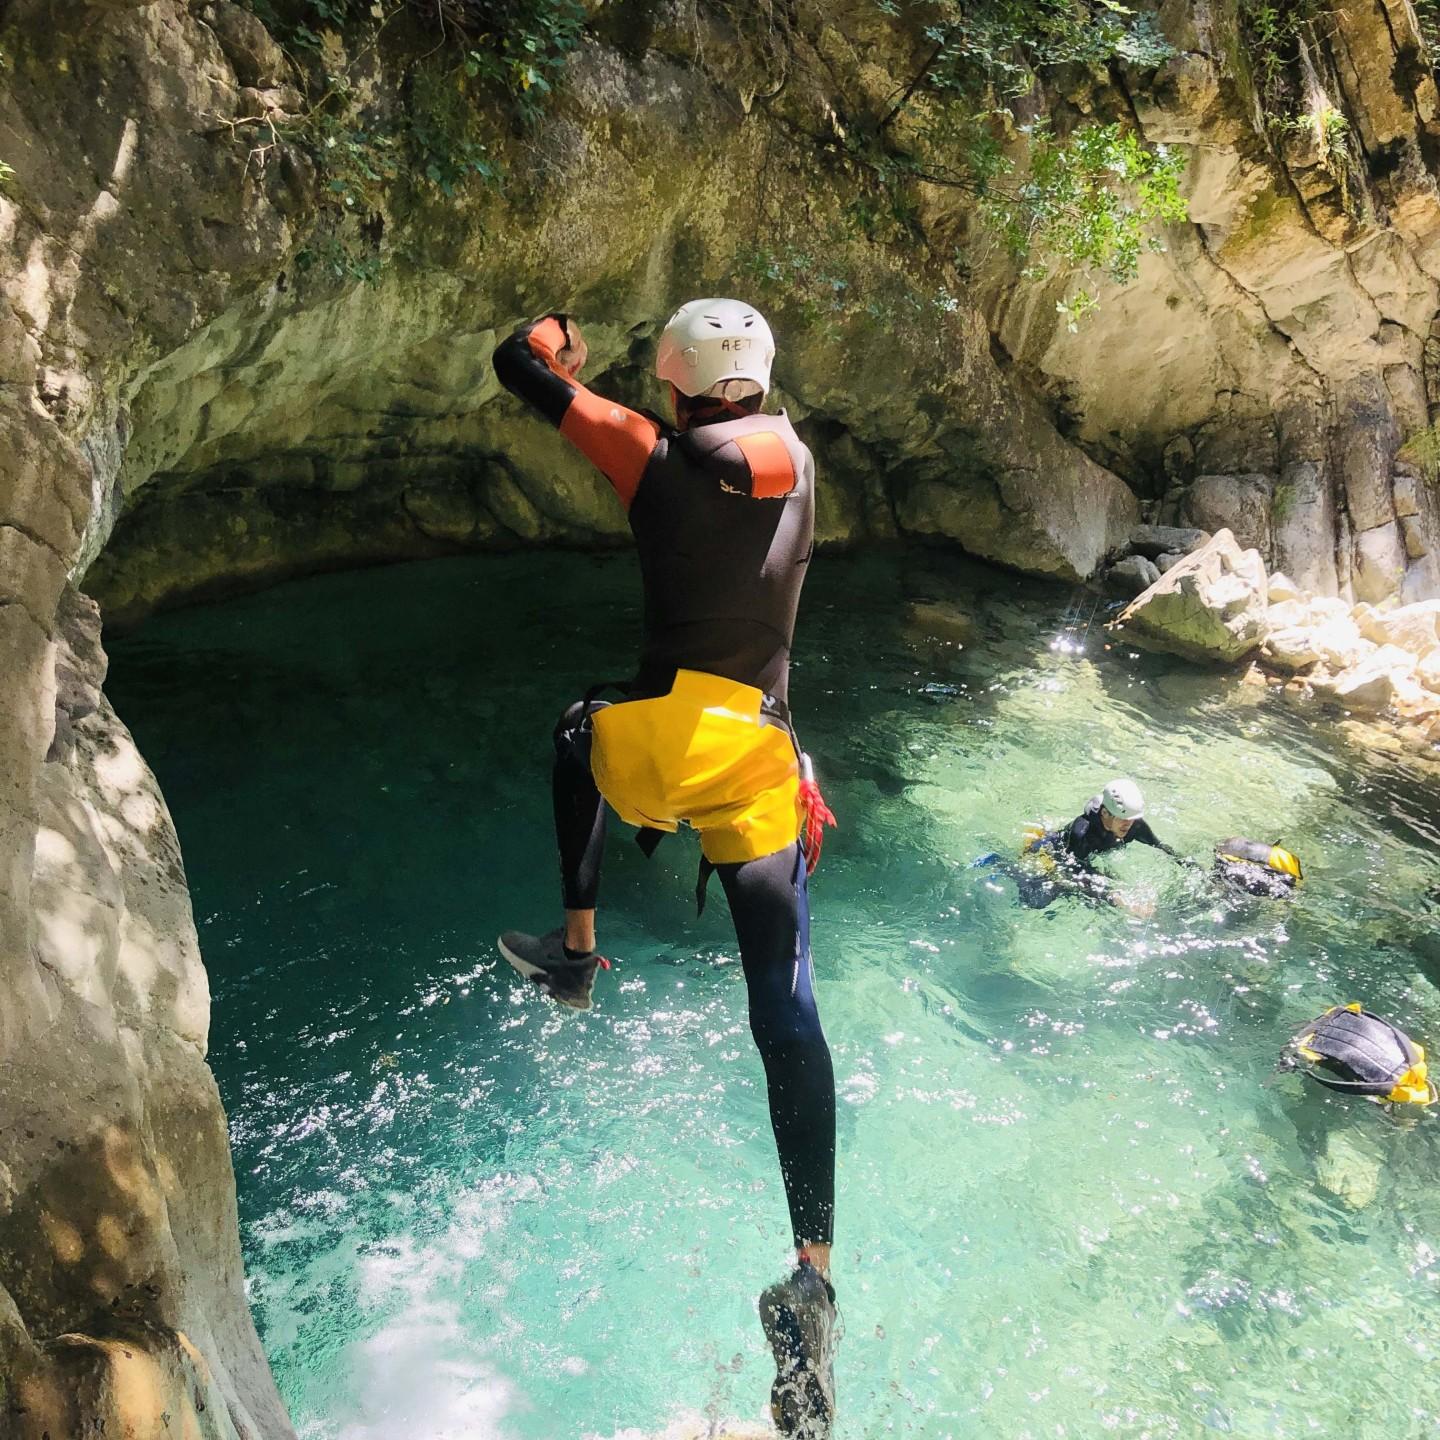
[{"xmin": 107, "ymin": 552, "xmax": 1440, "ymax": 1440}]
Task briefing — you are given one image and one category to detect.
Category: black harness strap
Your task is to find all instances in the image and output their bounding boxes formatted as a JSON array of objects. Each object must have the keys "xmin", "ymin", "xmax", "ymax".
[{"xmin": 696, "ymin": 857, "xmax": 716, "ymax": 916}]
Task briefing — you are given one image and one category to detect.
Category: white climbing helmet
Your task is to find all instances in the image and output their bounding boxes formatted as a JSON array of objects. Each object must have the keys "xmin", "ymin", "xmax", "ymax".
[
  {"xmin": 1102, "ymin": 778, "xmax": 1146, "ymax": 820},
  {"xmin": 654, "ymin": 297, "xmax": 775, "ymax": 400}
]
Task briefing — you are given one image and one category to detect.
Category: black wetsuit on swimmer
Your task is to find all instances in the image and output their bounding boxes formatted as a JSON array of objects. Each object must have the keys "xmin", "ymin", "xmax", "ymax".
[
  {"xmin": 493, "ymin": 315, "xmax": 835, "ymax": 1251},
  {"xmin": 1009, "ymin": 796, "xmax": 1177, "ymax": 909},
  {"xmin": 1060, "ymin": 795, "xmax": 1174, "ymax": 865}
]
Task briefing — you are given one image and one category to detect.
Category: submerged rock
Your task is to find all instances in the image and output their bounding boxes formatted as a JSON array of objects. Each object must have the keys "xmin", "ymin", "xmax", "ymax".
[
  {"xmin": 1112, "ymin": 530, "xmax": 1268, "ymax": 663},
  {"xmin": 604, "ymin": 1423, "xmax": 775, "ymax": 1440},
  {"xmin": 905, "ymin": 599, "xmax": 977, "ymax": 648},
  {"xmin": 1315, "ymin": 1128, "xmax": 1384, "ymax": 1210}
]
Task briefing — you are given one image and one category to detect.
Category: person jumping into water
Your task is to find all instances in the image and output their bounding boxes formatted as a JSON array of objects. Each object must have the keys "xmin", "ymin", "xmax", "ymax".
[{"xmin": 492, "ymin": 299, "xmax": 838, "ymax": 1438}]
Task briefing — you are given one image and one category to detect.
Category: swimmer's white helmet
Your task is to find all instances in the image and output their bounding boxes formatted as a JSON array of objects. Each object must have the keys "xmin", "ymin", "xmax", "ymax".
[
  {"xmin": 1102, "ymin": 778, "xmax": 1145, "ymax": 820},
  {"xmin": 655, "ymin": 298, "xmax": 775, "ymax": 400}
]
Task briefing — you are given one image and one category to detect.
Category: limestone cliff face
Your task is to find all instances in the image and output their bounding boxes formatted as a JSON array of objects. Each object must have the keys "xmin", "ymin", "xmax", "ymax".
[
  {"xmin": 5, "ymin": 1, "xmax": 1440, "ymax": 1434},
  {"xmin": 978, "ymin": 0, "xmax": 1440, "ymax": 606},
  {"xmin": 39, "ymin": 0, "xmax": 1148, "ymax": 629},
  {"xmin": 2, "ymin": 590, "xmax": 292, "ymax": 1436}
]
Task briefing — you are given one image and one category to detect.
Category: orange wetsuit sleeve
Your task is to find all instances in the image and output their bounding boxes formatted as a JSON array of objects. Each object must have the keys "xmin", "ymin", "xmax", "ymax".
[{"xmin": 492, "ymin": 315, "xmax": 661, "ymax": 510}]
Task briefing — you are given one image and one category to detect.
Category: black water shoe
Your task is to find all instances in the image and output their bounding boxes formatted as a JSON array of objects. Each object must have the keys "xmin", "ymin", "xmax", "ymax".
[
  {"xmin": 759, "ymin": 1259, "xmax": 837, "ymax": 1438},
  {"xmin": 498, "ymin": 929, "xmax": 607, "ymax": 1012}
]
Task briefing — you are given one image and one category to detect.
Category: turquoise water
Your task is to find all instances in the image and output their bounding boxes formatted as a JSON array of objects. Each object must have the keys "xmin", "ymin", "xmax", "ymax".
[{"xmin": 107, "ymin": 552, "xmax": 1440, "ymax": 1440}]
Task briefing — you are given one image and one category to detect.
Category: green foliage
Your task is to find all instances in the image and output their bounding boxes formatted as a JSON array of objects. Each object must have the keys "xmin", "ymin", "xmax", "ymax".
[
  {"xmin": 294, "ymin": 233, "xmax": 387, "ymax": 283},
  {"xmin": 458, "ymin": 0, "xmax": 584, "ymax": 123},
  {"xmin": 878, "ymin": 0, "xmax": 1175, "ymax": 102},
  {"xmin": 1055, "ymin": 289, "xmax": 1098, "ymax": 331},
  {"xmin": 1310, "ymin": 101, "xmax": 1352, "ymax": 206},
  {"xmin": 404, "ymin": 63, "xmax": 496, "ymax": 195},
  {"xmin": 736, "ymin": 236, "xmax": 962, "ymax": 340},
  {"xmin": 984, "ymin": 121, "xmax": 1188, "ymax": 285},
  {"xmin": 1237, "ymin": 0, "xmax": 1359, "ymax": 211},
  {"xmin": 737, "ymin": 241, "xmax": 852, "ymax": 323},
  {"xmin": 1238, "ymin": 0, "xmax": 1327, "ymax": 123},
  {"xmin": 1399, "ymin": 425, "xmax": 1440, "ymax": 485},
  {"xmin": 241, "ymin": 0, "xmax": 584, "ymax": 115},
  {"xmin": 811, "ymin": 0, "xmax": 1191, "ymax": 315},
  {"xmin": 225, "ymin": 0, "xmax": 584, "ymax": 286},
  {"xmin": 1415, "ymin": 0, "xmax": 1440, "ymax": 59},
  {"xmin": 314, "ymin": 110, "xmax": 403, "ymax": 213}
]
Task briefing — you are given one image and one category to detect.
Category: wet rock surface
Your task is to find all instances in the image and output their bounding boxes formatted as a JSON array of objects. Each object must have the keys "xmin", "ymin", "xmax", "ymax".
[{"xmin": 1114, "ymin": 530, "xmax": 1270, "ymax": 663}]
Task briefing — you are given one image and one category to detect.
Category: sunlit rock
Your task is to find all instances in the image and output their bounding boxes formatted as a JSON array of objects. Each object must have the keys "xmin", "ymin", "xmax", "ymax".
[
  {"xmin": 1355, "ymin": 598, "xmax": 1440, "ymax": 655},
  {"xmin": 1261, "ymin": 627, "xmax": 1323, "ymax": 672},
  {"xmin": 1266, "ymin": 572, "xmax": 1300, "ymax": 604},
  {"xmin": 1112, "ymin": 530, "xmax": 1268, "ymax": 663},
  {"xmin": 1307, "ymin": 612, "xmax": 1369, "ymax": 672},
  {"xmin": 1316, "ymin": 644, "xmax": 1423, "ymax": 713},
  {"xmin": 1352, "ymin": 521, "xmax": 1409, "ymax": 603},
  {"xmin": 1271, "ymin": 461, "xmax": 1340, "ymax": 598}
]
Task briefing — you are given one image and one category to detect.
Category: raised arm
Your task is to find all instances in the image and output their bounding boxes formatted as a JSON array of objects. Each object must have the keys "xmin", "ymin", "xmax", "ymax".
[
  {"xmin": 492, "ymin": 314, "xmax": 662, "ymax": 510},
  {"xmin": 1132, "ymin": 820, "xmax": 1183, "ymax": 861}
]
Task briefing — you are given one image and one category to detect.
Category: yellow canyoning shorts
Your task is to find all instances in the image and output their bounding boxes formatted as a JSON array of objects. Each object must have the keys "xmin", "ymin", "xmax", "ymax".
[{"xmin": 591, "ymin": 669, "xmax": 802, "ymax": 865}]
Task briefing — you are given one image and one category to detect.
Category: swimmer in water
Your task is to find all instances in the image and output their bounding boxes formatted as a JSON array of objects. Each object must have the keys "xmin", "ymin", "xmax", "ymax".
[{"xmin": 992, "ymin": 779, "xmax": 1184, "ymax": 911}]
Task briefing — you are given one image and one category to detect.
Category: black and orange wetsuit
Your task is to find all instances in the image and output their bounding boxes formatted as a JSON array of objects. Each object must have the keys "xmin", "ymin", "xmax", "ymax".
[
  {"xmin": 494, "ymin": 315, "xmax": 814, "ymax": 704},
  {"xmin": 493, "ymin": 315, "xmax": 835, "ymax": 1250}
]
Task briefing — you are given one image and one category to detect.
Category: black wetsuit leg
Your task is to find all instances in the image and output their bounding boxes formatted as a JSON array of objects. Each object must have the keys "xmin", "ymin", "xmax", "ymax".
[
  {"xmin": 988, "ymin": 850, "xmax": 1062, "ymax": 909},
  {"xmin": 1011, "ymin": 865, "xmax": 1062, "ymax": 910},
  {"xmin": 716, "ymin": 843, "xmax": 836, "ymax": 1248},
  {"xmin": 553, "ymin": 700, "xmax": 607, "ymax": 910}
]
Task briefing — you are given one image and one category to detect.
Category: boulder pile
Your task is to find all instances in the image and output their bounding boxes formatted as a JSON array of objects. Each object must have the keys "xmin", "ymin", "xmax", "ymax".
[
  {"xmin": 1110, "ymin": 529, "xmax": 1268, "ymax": 663},
  {"xmin": 1110, "ymin": 531, "xmax": 1440, "ymax": 746},
  {"xmin": 1102, "ymin": 524, "xmax": 1214, "ymax": 597}
]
